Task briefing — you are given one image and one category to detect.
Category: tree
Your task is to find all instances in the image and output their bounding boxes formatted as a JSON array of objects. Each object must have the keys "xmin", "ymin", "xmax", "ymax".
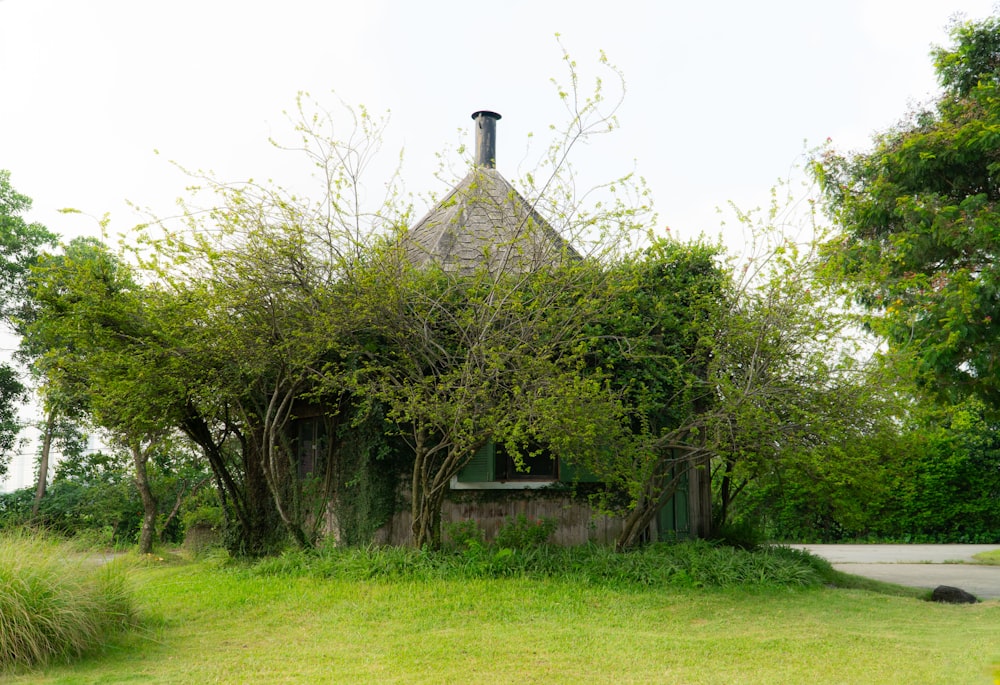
[
  {"xmin": 570, "ymin": 180, "xmax": 900, "ymax": 548},
  {"xmin": 0, "ymin": 365, "xmax": 26, "ymax": 480},
  {"xmin": 0, "ymin": 170, "xmax": 57, "ymax": 322},
  {"xmin": 560, "ymin": 238, "xmax": 725, "ymax": 548},
  {"xmin": 21, "ymin": 238, "xmax": 186, "ymax": 552},
  {"xmin": 132, "ymin": 98, "xmax": 405, "ymax": 550},
  {"xmin": 743, "ymin": 392, "xmax": 1000, "ymax": 543},
  {"xmin": 0, "ymin": 171, "xmax": 56, "ymax": 478},
  {"xmin": 813, "ymin": 14, "xmax": 1000, "ymax": 411},
  {"xmin": 31, "ymin": 403, "xmax": 88, "ymax": 517}
]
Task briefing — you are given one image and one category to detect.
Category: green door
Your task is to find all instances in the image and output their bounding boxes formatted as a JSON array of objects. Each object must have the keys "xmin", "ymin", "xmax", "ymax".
[{"xmin": 656, "ymin": 472, "xmax": 690, "ymax": 541}]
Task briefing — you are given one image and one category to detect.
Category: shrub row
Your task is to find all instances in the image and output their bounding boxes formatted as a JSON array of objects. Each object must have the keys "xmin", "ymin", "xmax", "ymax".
[{"xmin": 246, "ymin": 541, "xmax": 827, "ymax": 589}]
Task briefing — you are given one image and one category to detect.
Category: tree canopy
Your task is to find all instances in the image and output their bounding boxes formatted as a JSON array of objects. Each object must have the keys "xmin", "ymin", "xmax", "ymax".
[
  {"xmin": 0, "ymin": 171, "xmax": 56, "ymax": 477},
  {"xmin": 813, "ymin": 14, "xmax": 1000, "ymax": 410}
]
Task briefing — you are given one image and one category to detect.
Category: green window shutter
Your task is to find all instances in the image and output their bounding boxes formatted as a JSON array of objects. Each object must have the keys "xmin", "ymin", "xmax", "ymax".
[
  {"xmin": 558, "ymin": 458, "xmax": 601, "ymax": 483},
  {"xmin": 457, "ymin": 442, "xmax": 495, "ymax": 482}
]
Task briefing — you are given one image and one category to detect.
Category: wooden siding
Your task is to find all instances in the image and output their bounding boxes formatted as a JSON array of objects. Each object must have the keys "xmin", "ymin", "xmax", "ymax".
[{"xmin": 374, "ymin": 492, "xmax": 625, "ymax": 546}]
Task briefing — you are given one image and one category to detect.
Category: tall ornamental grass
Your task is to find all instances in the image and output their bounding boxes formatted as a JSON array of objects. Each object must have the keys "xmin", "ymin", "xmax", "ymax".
[{"xmin": 0, "ymin": 530, "xmax": 136, "ymax": 672}]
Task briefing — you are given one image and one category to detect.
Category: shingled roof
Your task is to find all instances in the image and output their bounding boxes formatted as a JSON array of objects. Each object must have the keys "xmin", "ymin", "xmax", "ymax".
[{"xmin": 403, "ymin": 111, "xmax": 579, "ymax": 274}]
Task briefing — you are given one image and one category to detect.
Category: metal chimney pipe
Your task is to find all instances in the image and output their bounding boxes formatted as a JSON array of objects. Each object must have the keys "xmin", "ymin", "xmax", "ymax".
[{"xmin": 471, "ymin": 110, "xmax": 501, "ymax": 168}]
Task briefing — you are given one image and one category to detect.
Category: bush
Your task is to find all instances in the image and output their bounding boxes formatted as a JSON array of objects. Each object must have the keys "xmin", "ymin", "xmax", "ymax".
[
  {"xmin": 494, "ymin": 514, "xmax": 557, "ymax": 549},
  {"xmin": 443, "ymin": 519, "xmax": 485, "ymax": 551},
  {"xmin": 712, "ymin": 518, "xmax": 764, "ymax": 551},
  {"xmin": 0, "ymin": 530, "xmax": 137, "ymax": 672}
]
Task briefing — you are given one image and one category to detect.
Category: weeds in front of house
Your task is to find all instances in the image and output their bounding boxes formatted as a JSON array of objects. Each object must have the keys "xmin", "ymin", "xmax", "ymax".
[
  {"xmin": 248, "ymin": 529, "xmax": 827, "ymax": 589},
  {"xmin": 493, "ymin": 514, "xmax": 558, "ymax": 548},
  {"xmin": 0, "ymin": 529, "xmax": 137, "ymax": 672}
]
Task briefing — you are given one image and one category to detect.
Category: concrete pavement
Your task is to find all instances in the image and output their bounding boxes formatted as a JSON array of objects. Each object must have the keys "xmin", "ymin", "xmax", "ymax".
[{"xmin": 789, "ymin": 544, "xmax": 1000, "ymax": 600}]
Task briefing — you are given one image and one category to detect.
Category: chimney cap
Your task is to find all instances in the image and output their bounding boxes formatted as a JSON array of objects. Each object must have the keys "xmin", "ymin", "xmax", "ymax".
[{"xmin": 471, "ymin": 110, "xmax": 502, "ymax": 121}]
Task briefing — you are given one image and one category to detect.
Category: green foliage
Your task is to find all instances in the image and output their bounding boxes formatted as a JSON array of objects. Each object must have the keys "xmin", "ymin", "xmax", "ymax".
[
  {"xmin": 245, "ymin": 540, "xmax": 825, "ymax": 589},
  {"xmin": 0, "ymin": 446, "xmax": 217, "ymax": 547},
  {"xmin": 711, "ymin": 518, "xmax": 764, "ymax": 551},
  {"xmin": 806, "ymin": 13, "xmax": 1000, "ymax": 544},
  {"xmin": 0, "ymin": 450, "xmax": 142, "ymax": 544},
  {"xmin": 0, "ymin": 531, "xmax": 136, "ymax": 672},
  {"xmin": 0, "ymin": 170, "xmax": 57, "ymax": 324},
  {"xmin": 442, "ymin": 519, "xmax": 484, "ymax": 551},
  {"xmin": 325, "ymin": 404, "xmax": 402, "ymax": 547},
  {"xmin": 0, "ymin": 170, "xmax": 56, "ymax": 475},
  {"xmin": 745, "ymin": 396, "xmax": 1000, "ymax": 543},
  {"xmin": 814, "ymin": 13, "xmax": 1000, "ymax": 411},
  {"xmin": 493, "ymin": 513, "xmax": 558, "ymax": 549},
  {"xmin": 180, "ymin": 487, "xmax": 225, "ymax": 532},
  {"xmin": 554, "ymin": 238, "xmax": 727, "ymax": 546},
  {"xmin": 0, "ymin": 364, "xmax": 25, "ymax": 477},
  {"xmin": 877, "ymin": 398, "xmax": 1000, "ymax": 542},
  {"xmin": 0, "ymin": 488, "xmax": 33, "ymax": 527},
  {"xmin": 19, "ymin": 238, "xmax": 180, "ymax": 552},
  {"xmin": 933, "ymin": 15, "xmax": 1000, "ymax": 97}
]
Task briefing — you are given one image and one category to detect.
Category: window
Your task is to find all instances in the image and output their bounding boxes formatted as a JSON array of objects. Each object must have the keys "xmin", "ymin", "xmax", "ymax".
[
  {"xmin": 296, "ymin": 417, "xmax": 329, "ymax": 479},
  {"xmin": 494, "ymin": 441, "xmax": 556, "ymax": 481},
  {"xmin": 453, "ymin": 441, "xmax": 599, "ymax": 489}
]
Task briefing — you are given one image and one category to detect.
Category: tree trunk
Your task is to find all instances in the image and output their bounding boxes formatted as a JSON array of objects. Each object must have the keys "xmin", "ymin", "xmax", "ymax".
[
  {"xmin": 131, "ymin": 443, "xmax": 158, "ymax": 555},
  {"xmin": 412, "ymin": 487, "xmax": 445, "ymax": 550},
  {"xmin": 616, "ymin": 495, "xmax": 657, "ymax": 551},
  {"xmin": 249, "ymin": 427, "xmax": 312, "ymax": 550},
  {"xmin": 31, "ymin": 409, "xmax": 56, "ymax": 518},
  {"xmin": 615, "ymin": 458, "xmax": 688, "ymax": 550},
  {"xmin": 410, "ymin": 431, "xmax": 430, "ymax": 548},
  {"xmin": 409, "ymin": 431, "xmax": 465, "ymax": 550},
  {"xmin": 715, "ymin": 459, "xmax": 734, "ymax": 530},
  {"xmin": 181, "ymin": 410, "xmax": 281, "ymax": 557}
]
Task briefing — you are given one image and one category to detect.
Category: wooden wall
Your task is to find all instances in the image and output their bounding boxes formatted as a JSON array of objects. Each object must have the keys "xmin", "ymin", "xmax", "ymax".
[{"xmin": 375, "ymin": 492, "xmax": 625, "ymax": 547}]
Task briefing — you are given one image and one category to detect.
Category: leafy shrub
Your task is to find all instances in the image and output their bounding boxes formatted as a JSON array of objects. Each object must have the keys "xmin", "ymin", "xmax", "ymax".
[
  {"xmin": 245, "ymin": 540, "xmax": 824, "ymax": 589},
  {"xmin": 181, "ymin": 503, "xmax": 225, "ymax": 532},
  {"xmin": 0, "ymin": 487, "xmax": 33, "ymax": 528},
  {"xmin": 0, "ymin": 530, "xmax": 137, "ymax": 671},
  {"xmin": 742, "ymin": 398, "xmax": 1000, "ymax": 544},
  {"xmin": 443, "ymin": 519, "xmax": 485, "ymax": 551},
  {"xmin": 712, "ymin": 518, "xmax": 764, "ymax": 551},
  {"xmin": 494, "ymin": 514, "xmax": 557, "ymax": 549}
]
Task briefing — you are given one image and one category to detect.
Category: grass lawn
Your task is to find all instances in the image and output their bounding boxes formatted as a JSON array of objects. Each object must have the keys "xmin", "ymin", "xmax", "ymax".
[
  {"xmin": 974, "ymin": 549, "xmax": 1000, "ymax": 565},
  {"xmin": 7, "ymin": 556, "xmax": 999, "ymax": 684}
]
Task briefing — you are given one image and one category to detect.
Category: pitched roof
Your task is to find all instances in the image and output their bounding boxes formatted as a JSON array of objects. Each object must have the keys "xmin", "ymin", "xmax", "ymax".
[{"xmin": 403, "ymin": 166, "xmax": 579, "ymax": 275}]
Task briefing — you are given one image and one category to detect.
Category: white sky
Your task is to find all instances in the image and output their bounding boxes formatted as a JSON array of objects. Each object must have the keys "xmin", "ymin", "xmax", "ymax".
[{"xmin": 0, "ymin": 0, "xmax": 996, "ymax": 489}]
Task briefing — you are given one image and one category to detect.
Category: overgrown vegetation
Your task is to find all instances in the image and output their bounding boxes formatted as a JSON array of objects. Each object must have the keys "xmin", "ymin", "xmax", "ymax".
[
  {"xmin": 246, "ymin": 538, "xmax": 829, "ymax": 590},
  {"xmin": 0, "ymin": 446, "xmax": 216, "ymax": 548},
  {"xmin": 0, "ymin": 531, "xmax": 136, "ymax": 672},
  {"xmin": 738, "ymin": 395, "xmax": 1000, "ymax": 543}
]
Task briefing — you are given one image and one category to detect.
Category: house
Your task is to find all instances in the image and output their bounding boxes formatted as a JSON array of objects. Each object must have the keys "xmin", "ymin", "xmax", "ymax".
[{"xmin": 361, "ymin": 111, "xmax": 710, "ymax": 546}]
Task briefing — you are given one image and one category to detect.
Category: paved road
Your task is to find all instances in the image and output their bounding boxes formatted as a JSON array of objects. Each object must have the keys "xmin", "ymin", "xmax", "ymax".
[{"xmin": 789, "ymin": 544, "xmax": 1000, "ymax": 600}]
